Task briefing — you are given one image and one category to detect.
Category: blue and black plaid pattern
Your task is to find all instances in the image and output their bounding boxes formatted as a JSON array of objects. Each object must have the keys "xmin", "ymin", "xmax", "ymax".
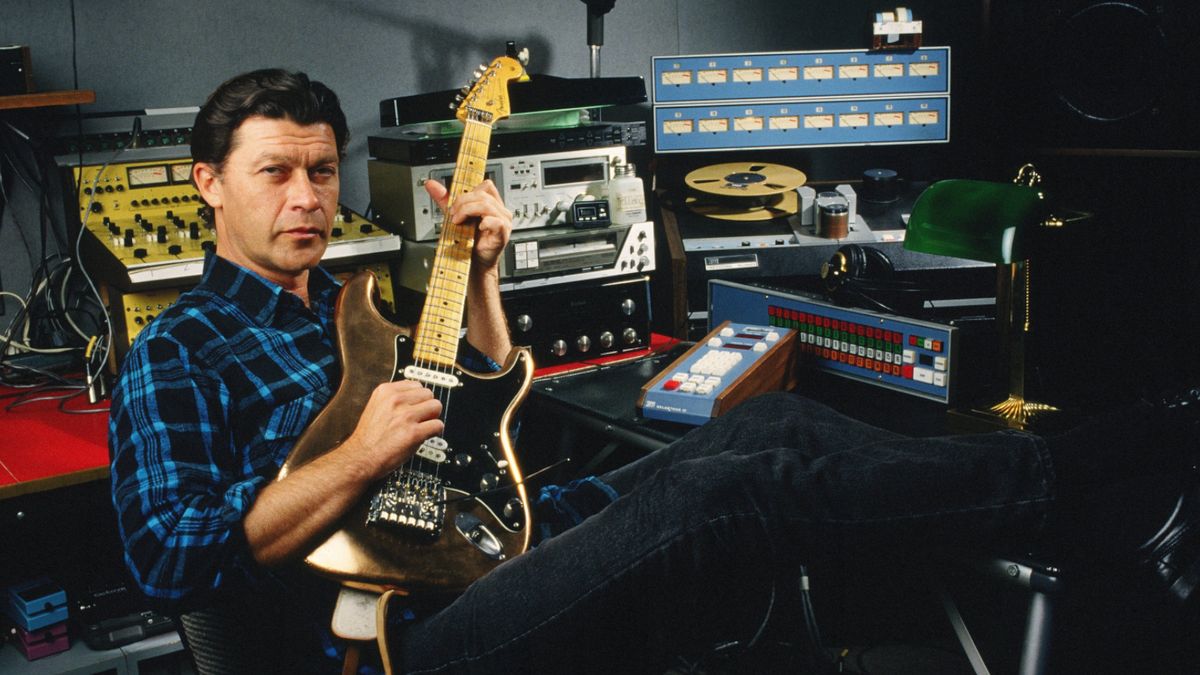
[
  {"xmin": 109, "ymin": 254, "xmax": 497, "ymax": 610},
  {"xmin": 109, "ymin": 254, "xmax": 343, "ymax": 608}
]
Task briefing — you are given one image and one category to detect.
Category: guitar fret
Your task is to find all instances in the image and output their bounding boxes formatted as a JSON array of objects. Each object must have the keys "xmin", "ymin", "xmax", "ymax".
[{"xmin": 413, "ymin": 116, "xmax": 495, "ymax": 361}]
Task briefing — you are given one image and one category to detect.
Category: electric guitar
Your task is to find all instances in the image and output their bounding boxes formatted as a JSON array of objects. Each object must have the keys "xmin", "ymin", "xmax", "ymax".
[{"xmin": 279, "ymin": 51, "xmax": 535, "ymax": 594}]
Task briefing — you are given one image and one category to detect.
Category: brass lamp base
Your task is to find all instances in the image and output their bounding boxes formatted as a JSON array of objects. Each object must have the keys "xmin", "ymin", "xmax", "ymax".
[{"xmin": 947, "ymin": 395, "xmax": 1061, "ymax": 433}]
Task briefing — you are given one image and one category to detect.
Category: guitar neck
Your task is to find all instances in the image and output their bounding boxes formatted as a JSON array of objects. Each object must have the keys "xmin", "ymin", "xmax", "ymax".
[{"xmin": 413, "ymin": 116, "xmax": 494, "ymax": 368}]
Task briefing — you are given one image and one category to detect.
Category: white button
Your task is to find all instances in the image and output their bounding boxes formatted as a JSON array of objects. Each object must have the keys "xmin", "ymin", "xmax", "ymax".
[
  {"xmin": 708, "ymin": 337, "xmax": 722, "ymax": 348},
  {"xmin": 752, "ymin": 342, "xmax": 767, "ymax": 352},
  {"xmin": 720, "ymin": 326, "xmax": 735, "ymax": 337},
  {"xmin": 689, "ymin": 374, "xmax": 705, "ymax": 383},
  {"xmin": 671, "ymin": 372, "xmax": 689, "ymax": 382},
  {"xmin": 933, "ymin": 372, "xmax": 946, "ymax": 387},
  {"xmin": 903, "ymin": 349, "xmax": 915, "ymax": 364},
  {"xmin": 696, "ymin": 384, "xmax": 714, "ymax": 395},
  {"xmin": 765, "ymin": 331, "xmax": 780, "ymax": 342},
  {"xmin": 913, "ymin": 368, "xmax": 933, "ymax": 384},
  {"xmin": 934, "ymin": 356, "xmax": 947, "ymax": 371},
  {"xmin": 679, "ymin": 382, "xmax": 697, "ymax": 393},
  {"xmin": 704, "ymin": 377, "xmax": 721, "ymax": 387}
]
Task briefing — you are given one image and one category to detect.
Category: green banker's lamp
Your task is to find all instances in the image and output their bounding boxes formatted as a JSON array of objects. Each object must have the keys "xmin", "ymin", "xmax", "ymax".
[{"xmin": 905, "ymin": 165, "xmax": 1070, "ymax": 429}]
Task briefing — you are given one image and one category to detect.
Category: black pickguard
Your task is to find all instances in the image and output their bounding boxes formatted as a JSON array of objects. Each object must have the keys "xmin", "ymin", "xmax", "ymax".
[{"xmin": 389, "ymin": 334, "xmax": 529, "ymax": 532}]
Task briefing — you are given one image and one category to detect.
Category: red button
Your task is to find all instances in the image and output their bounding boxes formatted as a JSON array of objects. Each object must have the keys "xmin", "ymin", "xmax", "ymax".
[
  {"xmin": 664, "ymin": 380, "xmax": 681, "ymax": 391},
  {"xmin": 902, "ymin": 365, "xmax": 914, "ymax": 379},
  {"xmin": 932, "ymin": 340, "xmax": 943, "ymax": 353}
]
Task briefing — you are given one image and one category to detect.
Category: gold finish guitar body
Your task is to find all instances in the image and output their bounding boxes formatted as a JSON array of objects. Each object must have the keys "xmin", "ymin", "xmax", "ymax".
[
  {"xmin": 279, "ymin": 52, "xmax": 535, "ymax": 594},
  {"xmin": 280, "ymin": 274, "xmax": 533, "ymax": 593}
]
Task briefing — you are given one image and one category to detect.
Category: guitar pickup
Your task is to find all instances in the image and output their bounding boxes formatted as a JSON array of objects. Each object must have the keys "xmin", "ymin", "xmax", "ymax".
[
  {"xmin": 415, "ymin": 437, "xmax": 449, "ymax": 463},
  {"xmin": 403, "ymin": 366, "xmax": 462, "ymax": 389}
]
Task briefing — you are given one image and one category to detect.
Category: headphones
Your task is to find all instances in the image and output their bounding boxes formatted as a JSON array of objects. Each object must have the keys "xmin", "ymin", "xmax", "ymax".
[{"xmin": 819, "ymin": 244, "xmax": 925, "ymax": 315}]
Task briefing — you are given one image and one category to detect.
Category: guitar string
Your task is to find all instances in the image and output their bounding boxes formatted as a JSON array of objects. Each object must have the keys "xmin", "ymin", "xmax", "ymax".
[{"xmin": 407, "ymin": 113, "xmax": 490, "ymax": 490}]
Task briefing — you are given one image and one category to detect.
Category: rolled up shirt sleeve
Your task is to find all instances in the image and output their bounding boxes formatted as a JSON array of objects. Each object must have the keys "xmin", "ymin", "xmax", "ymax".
[{"xmin": 110, "ymin": 334, "xmax": 261, "ymax": 611}]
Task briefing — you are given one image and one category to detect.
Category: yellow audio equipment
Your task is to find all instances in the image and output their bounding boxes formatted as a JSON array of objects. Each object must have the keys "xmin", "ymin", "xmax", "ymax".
[
  {"xmin": 73, "ymin": 158, "xmax": 399, "ymax": 290},
  {"xmin": 108, "ymin": 261, "xmax": 398, "ymax": 365},
  {"xmin": 683, "ymin": 162, "xmax": 806, "ymax": 221}
]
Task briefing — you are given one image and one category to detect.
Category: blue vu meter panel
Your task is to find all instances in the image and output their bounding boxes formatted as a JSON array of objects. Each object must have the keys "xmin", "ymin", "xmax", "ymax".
[
  {"xmin": 654, "ymin": 97, "xmax": 948, "ymax": 152},
  {"xmin": 652, "ymin": 46, "xmax": 950, "ymax": 153},
  {"xmin": 653, "ymin": 47, "xmax": 950, "ymax": 104}
]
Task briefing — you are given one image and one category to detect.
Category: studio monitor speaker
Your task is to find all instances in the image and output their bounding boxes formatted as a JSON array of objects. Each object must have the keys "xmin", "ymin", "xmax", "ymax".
[{"xmin": 989, "ymin": 1, "xmax": 1200, "ymax": 151}]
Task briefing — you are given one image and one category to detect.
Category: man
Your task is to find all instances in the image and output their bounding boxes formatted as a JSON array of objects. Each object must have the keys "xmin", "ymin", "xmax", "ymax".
[
  {"xmin": 111, "ymin": 69, "xmax": 1200, "ymax": 674},
  {"xmin": 110, "ymin": 69, "xmax": 515, "ymax": 671}
]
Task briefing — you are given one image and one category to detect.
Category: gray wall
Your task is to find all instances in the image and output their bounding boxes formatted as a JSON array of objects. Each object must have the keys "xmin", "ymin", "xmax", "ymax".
[{"xmin": 1, "ymin": 0, "xmax": 984, "ymax": 332}]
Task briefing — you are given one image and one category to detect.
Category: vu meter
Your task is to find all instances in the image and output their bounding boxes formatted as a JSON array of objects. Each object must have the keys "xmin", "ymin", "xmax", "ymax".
[
  {"xmin": 803, "ymin": 66, "xmax": 833, "ymax": 80},
  {"xmin": 874, "ymin": 63, "xmax": 904, "ymax": 78},
  {"xmin": 662, "ymin": 119, "xmax": 694, "ymax": 134},
  {"xmin": 170, "ymin": 162, "xmax": 192, "ymax": 182},
  {"xmin": 698, "ymin": 118, "xmax": 729, "ymax": 133},
  {"xmin": 768, "ymin": 66, "xmax": 798, "ymax": 81},
  {"xmin": 909, "ymin": 110, "xmax": 939, "ymax": 125},
  {"xmin": 661, "ymin": 70, "xmax": 692, "ymax": 85},
  {"xmin": 734, "ymin": 115, "xmax": 764, "ymax": 131},
  {"xmin": 838, "ymin": 64, "xmax": 869, "ymax": 79},
  {"xmin": 128, "ymin": 164, "xmax": 169, "ymax": 187},
  {"xmin": 732, "ymin": 68, "xmax": 763, "ymax": 83},
  {"xmin": 804, "ymin": 114, "xmax": 834, "ymax": 129},
  {"xmin": 909, "ymin": 61, "xmax": 939, "ymax": 77},
  {"xmin": 769, "ymin": 115, "xmax": 799, "ymax": 130},
  {"xmin": 697, "ymin": 69, "xmax": 728, "ymax": 84},
  {"xmin": 839, "ymin": 113, "xmax": 869, "ymax": 128},
  {"xmin": 874, "ymin": 111, "xmax": 904, "ymax": 126}
]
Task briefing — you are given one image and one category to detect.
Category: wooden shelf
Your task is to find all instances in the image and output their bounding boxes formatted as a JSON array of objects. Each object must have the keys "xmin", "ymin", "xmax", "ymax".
[{"xmin": 0, "ymin": 89, "xmax": 95, "ymax": 111}]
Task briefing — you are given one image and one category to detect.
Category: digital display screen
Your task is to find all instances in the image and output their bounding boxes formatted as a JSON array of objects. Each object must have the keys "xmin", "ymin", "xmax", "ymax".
[
  {"xmin": 735, "ymin": 333, "xmax": 764, "ymax": 340},
  {"xmin": 725, "ymin": 343, "xmax": 753, "ymax": 350},
  {"xmin": 919, "ymin": 354, "xmax": 933, "ymax": 367},
  {"xmin": 543, "ymin": 160, "xmax": 606, "ymax": 187},
  {"xmin": 576, "ymin": 206, "xmax": 596, "ymax": 218}
]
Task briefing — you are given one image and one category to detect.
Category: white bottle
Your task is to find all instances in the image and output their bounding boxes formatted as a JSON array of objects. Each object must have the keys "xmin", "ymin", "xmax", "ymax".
[{"xmin": 609, "ymin": 163, "xmax": 647, "ymax": 225}]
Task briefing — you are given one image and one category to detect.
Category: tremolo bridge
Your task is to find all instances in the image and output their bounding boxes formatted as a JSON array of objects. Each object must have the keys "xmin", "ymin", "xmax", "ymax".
[{"xmin": 367, "ymin": 470, "xmax": 446, "ymax": 536}]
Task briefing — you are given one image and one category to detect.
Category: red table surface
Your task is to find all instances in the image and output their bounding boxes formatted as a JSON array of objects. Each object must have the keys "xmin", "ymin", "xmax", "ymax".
[
  {"xmin": 0, "ymin": 334, "xmax": 680, "ymax": 497},
  {"xmin": 0, "ymin": 387, "xmax": 110, "ymax": 497}
]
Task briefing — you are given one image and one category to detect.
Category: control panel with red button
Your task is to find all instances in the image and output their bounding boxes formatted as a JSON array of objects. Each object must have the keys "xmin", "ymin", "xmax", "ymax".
[
  {"xmin": 638, "ymin": 320, "xmax": 798, "ymax": 425},
  {"xmin": 709, "ymin": 279, "xmax": 959, "ymax": 404}
]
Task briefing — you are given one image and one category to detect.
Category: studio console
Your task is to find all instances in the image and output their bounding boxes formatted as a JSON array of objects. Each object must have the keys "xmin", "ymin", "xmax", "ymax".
[
  {"xmin": 65, "ymin": 152, "xmax": 399, "ymax": 290},
  {"xmin": 708, "ymin": 280, "xmax": 979, "ymax": 404},
  {"xmin": 638, "ymin": 321, "xmax": 798, "ymax": 425}
]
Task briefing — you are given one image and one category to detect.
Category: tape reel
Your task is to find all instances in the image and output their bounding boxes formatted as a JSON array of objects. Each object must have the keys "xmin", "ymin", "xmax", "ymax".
[{"xmin": 684, "ymin": 162, "xmax": 807, "ymax": 221}]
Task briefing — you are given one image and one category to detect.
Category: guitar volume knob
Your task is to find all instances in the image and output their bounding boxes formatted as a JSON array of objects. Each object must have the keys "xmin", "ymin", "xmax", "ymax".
[{"xmin": 503, "ymin": 497, "xmax": 524, "ymax": 521}]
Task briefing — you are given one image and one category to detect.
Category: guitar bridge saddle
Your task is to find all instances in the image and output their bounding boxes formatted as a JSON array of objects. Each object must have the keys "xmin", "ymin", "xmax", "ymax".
[{"xmin": 366, "ymin": 470, "xmax": 447, "ymax": 536}]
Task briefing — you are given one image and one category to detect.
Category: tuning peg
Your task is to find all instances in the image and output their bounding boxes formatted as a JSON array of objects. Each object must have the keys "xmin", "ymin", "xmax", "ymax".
[
  {"xmin": 454, "ymin": 94, "xmax": 463, "ymax": 102},
  {"xmin": 460, "ymin": 85, "xmax": 470, "ymax": 95},
  {"xmin": 448, "ymin": 102, "xmax": 457, "ymax": 111}
]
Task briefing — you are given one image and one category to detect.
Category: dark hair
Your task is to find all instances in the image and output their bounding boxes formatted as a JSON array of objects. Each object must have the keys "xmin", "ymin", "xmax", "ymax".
[{"xmin": 191, "ymin": 69, "xmax": 350, "ymax": 169}]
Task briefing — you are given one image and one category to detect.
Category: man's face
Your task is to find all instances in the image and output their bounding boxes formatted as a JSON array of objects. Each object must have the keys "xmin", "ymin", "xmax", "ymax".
[{"xmin": 194, "ymin": 115, "xmax": 339, "ymax": 288}]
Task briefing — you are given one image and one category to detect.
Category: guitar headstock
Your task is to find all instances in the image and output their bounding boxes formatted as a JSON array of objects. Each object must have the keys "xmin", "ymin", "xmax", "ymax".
[{"xmin": 453, "ymin": 50, "xmax": 528, "ymax": 125}]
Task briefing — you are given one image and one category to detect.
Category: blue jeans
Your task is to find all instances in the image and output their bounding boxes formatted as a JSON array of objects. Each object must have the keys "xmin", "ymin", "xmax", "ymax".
[{"xmin": 395, "ymin": 392, "xmax": 1057, "ymax": 673}]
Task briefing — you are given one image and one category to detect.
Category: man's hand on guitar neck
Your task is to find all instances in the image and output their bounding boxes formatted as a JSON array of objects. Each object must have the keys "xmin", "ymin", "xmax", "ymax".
[
  {"xmin": 424, "ymin": 179, "xmax": 512, "ymax": 271},
  {"xmin": 425, "ymin": 179, "xmax": 514, "ymax": 364}
]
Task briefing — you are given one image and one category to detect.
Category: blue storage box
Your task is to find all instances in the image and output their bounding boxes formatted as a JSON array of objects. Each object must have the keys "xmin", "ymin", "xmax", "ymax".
[{"xmin": 4, "ymin": 577, "xmax": 69, "ymax": 632}]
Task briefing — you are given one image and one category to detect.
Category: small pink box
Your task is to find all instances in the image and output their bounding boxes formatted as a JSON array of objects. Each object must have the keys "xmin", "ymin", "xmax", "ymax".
[{"xmin": 15, "ymin": 621, "xmax": 70, "ymax": 661}]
